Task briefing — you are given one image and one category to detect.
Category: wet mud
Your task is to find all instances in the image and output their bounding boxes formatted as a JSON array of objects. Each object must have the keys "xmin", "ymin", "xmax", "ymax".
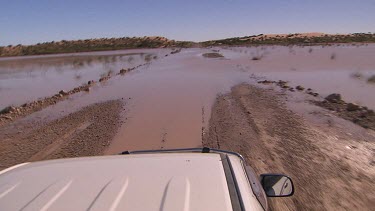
[
  {"xmin": 0, "ymin": 100, "xmax": 123, "ymax": 170},
  {"xmin": 314, "ymin": 98, "xmax": 375, "ymax": 130},
  {"xmin": 203, "ymin": 84, "xmax": 375, "ymax": 211},
  {"xmin": 256, "ymin": 80, "xmax": 375, "ymax": 130}
]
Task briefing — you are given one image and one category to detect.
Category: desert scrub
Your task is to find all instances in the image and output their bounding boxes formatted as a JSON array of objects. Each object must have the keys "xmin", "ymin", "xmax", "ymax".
[
  {"xmin": 201, "ymin": 32, "xmax": 375, "ymax": 47},
  {"xmin": 350, "ymin": 72, "xmax": 363, "ymax": 79},
  {"xmin": 368, "ymin": 75, "xmax": 375, "ymax": 83},
  {"xmin": 144, "ymin": 54, "xmax": 153, "ymax": 62},
  {"xmin": 202, "ymin": 53, "xmax": 224, "ymax": 58},
  {"xmin": 252, "ymin": 56, "xmax": 262, "ymax": 60},
  {"xmin": 0, "ymin": 106, "xmax": 12, "ymax": 114},
  {"xmin": 0, "ymin": 37, "xmax": 193, "ymax": 57}
]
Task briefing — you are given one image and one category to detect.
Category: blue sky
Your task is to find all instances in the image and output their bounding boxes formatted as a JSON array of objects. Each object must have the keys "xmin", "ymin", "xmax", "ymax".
[{"xmin": 1, "ymin": 0, "xmax": 374, "ymax": 45}]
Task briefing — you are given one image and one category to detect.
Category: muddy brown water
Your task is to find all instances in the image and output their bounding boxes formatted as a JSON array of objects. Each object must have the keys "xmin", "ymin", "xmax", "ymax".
[
  {"xmin": 222, "ymin": 44, "xmax": 375, "ymax": 108},
  {"xmin": 1, "ymin": 45, "xmax": 375, "ymax": 153},
  {"xmin": 0, "ymin": 49, "xmax": 167, "ymax": 109}
]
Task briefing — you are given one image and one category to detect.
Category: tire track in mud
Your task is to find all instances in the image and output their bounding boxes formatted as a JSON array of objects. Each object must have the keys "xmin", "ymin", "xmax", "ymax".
[
  {"xmin": 201, "ymin": 106, "xmax": 206, "ymax": 145},
  {"xmin": 29, "ymin": 121, "xmax": 92, "ymax": 161},
  {"xmin": 0, "ymin": 100, "xmax": 123, "ymax": 170},
  {"xmin": 203, "ymin": 84, "xmax": 374, "ymax": 211}
]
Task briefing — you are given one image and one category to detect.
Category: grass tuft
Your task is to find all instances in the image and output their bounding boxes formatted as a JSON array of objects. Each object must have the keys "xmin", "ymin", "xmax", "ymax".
[
  {"xmin": 202, "ymin": 53, "xmax": 224, "ymax": 58},
  {"xmin": 368, "ymin": 75, "xmax": 375, "ymax": 83}
]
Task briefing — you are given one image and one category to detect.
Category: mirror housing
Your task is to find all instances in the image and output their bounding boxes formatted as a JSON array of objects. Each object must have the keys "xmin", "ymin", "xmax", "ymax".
[{"xmin": 260, "ymin": 174, "xmax": 294, "ymax": 197}]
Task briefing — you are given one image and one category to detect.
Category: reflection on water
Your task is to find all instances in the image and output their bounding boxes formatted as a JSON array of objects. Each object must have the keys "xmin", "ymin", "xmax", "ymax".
[{"xmin": 0, "ymin": 49, "xmax": 165, "ymax": 109}]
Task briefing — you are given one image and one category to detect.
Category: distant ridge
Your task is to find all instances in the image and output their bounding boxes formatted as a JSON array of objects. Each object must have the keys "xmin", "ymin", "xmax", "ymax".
[
  {"xmin": 0, "ymin": 36, "xmax": 193, "ymax": 57},
  {"xmin": 1, "ymin": 32, "xmax": 374, "ymax": 57},
  {"xmin": 201, "ymin": 32, "xmax": 375, "ymax": 46}
]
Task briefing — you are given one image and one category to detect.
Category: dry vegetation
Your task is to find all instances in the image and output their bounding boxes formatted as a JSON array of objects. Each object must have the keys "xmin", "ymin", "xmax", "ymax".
[
  {"xmin": 0, "ymin": 36, "xmax": 193, "ymax": 57},
  {"xmin": 3, "ymin": 33, "xmax": 375, "ymax": 58},
  {"xmin": 201, "ymin": 32, "xmax": 375, "ymax": 46},
  {"xmin": 368, "ymin": 75, "xmax": 375, "ymax": 83},
  {"xmin": 202, "ymin": 52, "xmax": 224, "ymax": 58}
]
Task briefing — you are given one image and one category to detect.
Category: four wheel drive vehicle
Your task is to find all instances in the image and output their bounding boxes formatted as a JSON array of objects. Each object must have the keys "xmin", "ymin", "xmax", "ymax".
[{"xmin": 0, "ymin": 148, "xmax": 294, "ymax": 211}]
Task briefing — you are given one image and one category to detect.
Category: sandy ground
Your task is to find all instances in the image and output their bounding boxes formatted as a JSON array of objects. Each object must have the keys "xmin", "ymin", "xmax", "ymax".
[
  {"xmin": 0, "ymin": 100, "xmax": 122, "ymax": 170},
  {"xmin": 203, "ymin": 84, "xmax": 375, "ymax": 210}
]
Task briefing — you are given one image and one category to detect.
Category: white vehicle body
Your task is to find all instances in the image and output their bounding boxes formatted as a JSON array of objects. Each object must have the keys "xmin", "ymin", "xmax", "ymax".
[{"xmin": 0, "ymin": 148, "xmax": 292, "ymax": 211}]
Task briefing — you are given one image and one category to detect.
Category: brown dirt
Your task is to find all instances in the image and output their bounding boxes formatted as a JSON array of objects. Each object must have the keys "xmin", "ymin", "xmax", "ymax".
[
  {"xmin": 0, "ymin": 100, "xmax": 123, "ymax": 170},
  {"xmin": 203, "ymin": 84, "xmax": 375, "ymax": 211}
]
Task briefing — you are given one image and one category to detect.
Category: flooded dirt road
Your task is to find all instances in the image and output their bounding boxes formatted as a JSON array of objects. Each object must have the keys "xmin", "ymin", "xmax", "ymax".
[
  {"xmin": 0, "ymin": 45, "xmax": 375, "ymax": 210},
  {"xmin": 2, "ymin": 45, "xmax": 374, "ymax": 153},
  {"xmin": 0, "ymin": 49, "xmax": 166, "ymax": 109}
]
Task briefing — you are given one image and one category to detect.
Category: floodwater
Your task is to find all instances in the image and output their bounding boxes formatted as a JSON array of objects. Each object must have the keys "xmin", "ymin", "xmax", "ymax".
[
  {"xmin": 1, "ymin": 45, "xmax": 375, "ymax": 152},
  {"xmin": 0, "ymin": 49, "xmax": 166, "ymax": 109},
  {"xmin": 221, "ymin": 44, "xmax": 375, "ymax": 107}
]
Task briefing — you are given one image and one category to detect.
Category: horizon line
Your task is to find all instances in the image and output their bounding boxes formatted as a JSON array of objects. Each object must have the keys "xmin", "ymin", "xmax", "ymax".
[{"xmin": 2, "ymin": 31, "xmax": 375, "ymax": 47}]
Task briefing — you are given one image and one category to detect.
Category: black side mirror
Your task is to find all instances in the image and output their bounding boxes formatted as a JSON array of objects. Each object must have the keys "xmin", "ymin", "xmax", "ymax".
[{"xmin": 260, "ymin": 174, "xmax": 294, "ymax": 197}]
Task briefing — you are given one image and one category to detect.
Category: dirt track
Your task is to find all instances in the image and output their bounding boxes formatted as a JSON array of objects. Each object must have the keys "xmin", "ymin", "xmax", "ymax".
[
  {"xmin": 0, "ymin": 100, "xmax": 122, "ymax": 170},
  {"xmin": 203, "ymin": 84, "xmax": 375, "ymax": 211}
]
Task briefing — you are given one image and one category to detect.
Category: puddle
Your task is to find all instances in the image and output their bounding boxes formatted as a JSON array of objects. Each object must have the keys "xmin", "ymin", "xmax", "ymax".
[{"xmin": 1, "ymin": 45, "xmax": 375, "ymax": 152}]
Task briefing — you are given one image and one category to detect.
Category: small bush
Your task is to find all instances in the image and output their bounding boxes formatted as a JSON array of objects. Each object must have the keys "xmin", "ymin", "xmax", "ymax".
[
  {"xmin": 144, "ymin": 54, "xmax": 153, "ymax": 62},
  {"xmin": 74, "ymin": 74, "xmax": 82, "ymax": 80},
  {"xmin": 202, "ymin": 53, "xmax": 224, "ymax": 58},
  {"xmin": 368, "ymin": 75, "xmax": 375, "ymax": 83},
  {"xmin": 350, "ymin": 72, "xmax": 363, "ymax": 79},
  {"xmin": 0, "ymin": 106, "xmax": 12, "ymax": 114}
]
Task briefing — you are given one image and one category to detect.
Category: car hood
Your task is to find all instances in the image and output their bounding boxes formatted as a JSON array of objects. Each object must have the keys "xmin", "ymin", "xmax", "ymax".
[{"xmin": 0, "ymin": 153, "xmax": 233, "ymax": 211}]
